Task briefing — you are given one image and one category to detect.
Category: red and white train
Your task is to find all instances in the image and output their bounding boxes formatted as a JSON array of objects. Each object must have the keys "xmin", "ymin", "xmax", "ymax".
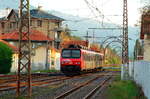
[{"xmin": 60, "ymin": 45, "xmax": 104, "ymax": 75}]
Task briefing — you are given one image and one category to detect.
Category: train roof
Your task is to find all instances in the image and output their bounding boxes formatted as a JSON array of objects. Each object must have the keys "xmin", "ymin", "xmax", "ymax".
[
  {"xmin": 62, "ymin": 48, "xmax": 104, "ymax": 56},
  {"xmin": 81, "ymin": 49, "xmax": 104, "ymax": 56}
]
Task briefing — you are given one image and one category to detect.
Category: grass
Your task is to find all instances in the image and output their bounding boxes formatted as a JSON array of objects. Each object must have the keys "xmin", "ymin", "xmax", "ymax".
[
  {"xmin": 105, "ymin": 76, "xmax": 147, "ymax": 99},
  {"xmin": 32, "ymin": 69, "xmax": 59, "ymax": 73},
  {"xmin": 4, "ymin": 69, "xmax": 59, "ymax": 75}
]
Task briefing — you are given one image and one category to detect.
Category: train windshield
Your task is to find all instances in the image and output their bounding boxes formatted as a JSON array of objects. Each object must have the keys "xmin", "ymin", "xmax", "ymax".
[{"xmin": 62, "ymin": 49, "xmax": 81, "ymax": 58}]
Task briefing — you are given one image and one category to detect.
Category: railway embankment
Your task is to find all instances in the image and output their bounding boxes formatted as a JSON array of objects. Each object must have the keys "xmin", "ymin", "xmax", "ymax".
[{"xmin": 101, "ymin": 75, "xmax": 147, "ymax": 99}]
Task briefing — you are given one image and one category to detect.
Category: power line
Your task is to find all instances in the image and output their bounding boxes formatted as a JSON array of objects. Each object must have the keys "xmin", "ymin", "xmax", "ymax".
[{"xmin": 84, "ymin": 0, "xmax": 122, "ymax": 28}]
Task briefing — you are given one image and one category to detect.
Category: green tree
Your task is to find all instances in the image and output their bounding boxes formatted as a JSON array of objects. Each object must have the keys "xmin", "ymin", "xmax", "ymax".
[
  {"xmin": 134, "ymin": 39, "xmax": 143, "ymax": 60},
  {"xmin": 140, "ymin": 5, "xmax": 150, "ymax": 15},
  {"xmin": 105, "ymin": 48, "xmax": 121, "ymax": 66},
  {"xmin": 0, "ymin": 42, "xmax": 13, "ymax": 74}
]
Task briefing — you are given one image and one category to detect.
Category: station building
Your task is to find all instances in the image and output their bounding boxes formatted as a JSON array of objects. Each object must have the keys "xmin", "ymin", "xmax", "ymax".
[{"xmin": 0, "ymin": 7, "xmax": 64, "ymax": 72}]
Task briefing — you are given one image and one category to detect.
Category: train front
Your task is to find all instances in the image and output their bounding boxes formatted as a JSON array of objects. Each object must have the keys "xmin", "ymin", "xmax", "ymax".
[{"xmin": 60, "ymin": 48, "xmax": 81, "ymax": 75}]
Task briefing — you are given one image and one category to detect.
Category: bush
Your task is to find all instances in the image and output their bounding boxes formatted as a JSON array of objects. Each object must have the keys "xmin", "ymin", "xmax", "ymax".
[{"xmin": 0, "ymin": 42, "xmax": 13, "ymax": 74}]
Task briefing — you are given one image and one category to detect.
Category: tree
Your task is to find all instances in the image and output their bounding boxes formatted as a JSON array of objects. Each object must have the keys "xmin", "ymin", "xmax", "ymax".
[
  {"xmin": 0, "ymin": 42, "xmax": 13, "ymax": 74},
  {"xmin": 140, "ymin": 5, "xmax": 150, "ymax": 15},
  {"xmin": 105, "ymin": 47, "xmax": 121, "ymax": 66},
  {"xmin": 61, "ymin": 25, "xmax": 82, "ymax": 41},
  {"xmin": 134, "ymin": 39, "xmax": 143, "ymax": 60}
]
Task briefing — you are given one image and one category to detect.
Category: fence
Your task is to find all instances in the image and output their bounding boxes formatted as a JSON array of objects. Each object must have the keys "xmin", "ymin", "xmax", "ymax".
[{"xmin": 122, "ymin": 61, "xmax": 150, "ymax": 99}]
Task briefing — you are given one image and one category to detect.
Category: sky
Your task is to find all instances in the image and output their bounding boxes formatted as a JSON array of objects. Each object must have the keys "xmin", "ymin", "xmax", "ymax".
[{"xmin": 30, "ymin": 0, "xmax": 147, "ymax": 26}]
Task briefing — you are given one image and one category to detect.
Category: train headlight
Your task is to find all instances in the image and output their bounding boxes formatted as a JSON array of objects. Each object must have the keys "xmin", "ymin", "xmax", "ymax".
[
  {"xmin": 61, "ymin": 61, "xmax": 65, "ymax": 64},
  {"xmin": 75, "ymin": 62, "xmax": 80, "ymax": 64}
]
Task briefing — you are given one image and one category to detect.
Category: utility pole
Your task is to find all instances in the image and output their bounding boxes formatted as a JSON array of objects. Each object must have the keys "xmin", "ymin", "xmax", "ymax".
[
  {"xmin": 92, "ymin": 29, "xmax": 95, "ymax": 43},
  {"xmin": 83, "ymin": 31, "xmax": 91, "ymax": 42},
  {"xmin": 122, "ymin": 0, "xmax": 129, "ymax": 80},
  {"xmin": 17, "ymin": 0, "xmax": 31, "ymax": 97},
  {"xmin": 88, "ymin": 28, "xmax": 96, "ymax": 43},
  {"xmin": 45, "ymin": 22, "xmax": 50, "ymax": 70}
]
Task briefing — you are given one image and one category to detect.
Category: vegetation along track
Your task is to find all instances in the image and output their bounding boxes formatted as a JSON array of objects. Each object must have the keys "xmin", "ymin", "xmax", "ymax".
[{"xmin": 55, "ymin": 72, "xmax": 112, "ymax": 99}]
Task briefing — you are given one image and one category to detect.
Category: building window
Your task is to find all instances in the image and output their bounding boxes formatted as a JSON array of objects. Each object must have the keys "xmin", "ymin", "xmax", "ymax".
[
  {"xmin": 1, "ymin": 22, "xmax": 5, "ymax": 28},
  {"xmin": 17, "ymin": 23, "xmax": 18, "ymax": 28},
  {"xmin": 30, "ymin": 20, "xmax": 33, "ymax": 26},
  {"xmin": 55, "ymin": 32, "xmax": 58, "ymax": 39},
  {"xmin": 10, "ymin": 23, "xmax": 12, "ymax": 29},
  {"xmin": 37, "ymin": 20, "xmax": 42, "ymax": 27},
  {"xmin": 9, "ymin": 22, "xmax": 16, "ymax": 29},
  {"xmin": 12, "ymin": 22, "xmax": 16, "ymax": 28},
  {"xmin": 55, "ymin": 42, "xmax": 60, "ymax": 49}
]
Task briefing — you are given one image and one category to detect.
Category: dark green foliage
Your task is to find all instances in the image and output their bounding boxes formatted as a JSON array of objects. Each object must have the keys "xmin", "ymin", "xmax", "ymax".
[
  {"xmin": 71, "ymin": 35, "xmax": 82, "ymax": 40},
  {"xmin": 141, "ymin": 5, "xmax": 150, "ymax": 15},
  {"xmin": 0, "ymin": 42, "xmax": 13, "ymax": 74},
  {"xmin": 134, "ymin": 39, "xmax": 143, "ymax": 60}
]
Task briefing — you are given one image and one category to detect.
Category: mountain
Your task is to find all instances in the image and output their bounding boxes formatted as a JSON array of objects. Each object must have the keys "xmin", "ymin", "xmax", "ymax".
[
  {"xmin": 49, "ymin": 10, "xmax": 139, "ymax": 55},
  {"xmin": 0, "ymin": 0, "xmax": 34, "ymax": 9},
  {"xmin": 0, "ymin": 1, "xmax": 139, "ymax": 55},
  {"xmin": 0, "ymin": 0, "xmax": 19, "ymax": 9}
]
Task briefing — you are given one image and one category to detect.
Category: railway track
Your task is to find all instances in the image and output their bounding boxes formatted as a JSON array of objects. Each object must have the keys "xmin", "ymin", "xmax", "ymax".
[
  {"xmin": 83, "ymin": 76, "xmax": 111, "ymax": 99},
  {"xmin": 0, "ymin": 72, "xmax": 102, "ymax": 92},
  {"xmin": 0, "ymin": 73, "xmax": 64, "ymax": 91},
  {"xmin": 0, "ymin": 71, "xmax": 115, "ymax": 99},
  {"xmin": 0, "ymin": 73, "xmax": 49, "ymax": 84},
  {"xmin": 55, "ymin": 72, "xmax": 112, "ymax": 99}
]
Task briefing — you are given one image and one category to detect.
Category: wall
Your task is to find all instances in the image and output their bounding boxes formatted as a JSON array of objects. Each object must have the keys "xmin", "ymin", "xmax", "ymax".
[
  {"xmin": 31, "ymin": 46, "xmax": 47, "ymax": 71},
  {"xmin": 10, "ymin": 46, "xmax": 47, "ymax": 72},
  {"xmin": 50, "ymin": 48, "xmax": 60, "ymax": 70},
  {"xmin": 54, "ymin": 52, "xmax": 60, "ymax": 70},
  {"xmin": 124, "ymin": 61, "xmax": 150, "ymax": 99},
  {"xmin": 31, "ymin": 19, "xmax": 59, "ymax": 39},
  {"xmin": 11, "ymin": 53, "xmax": 18, "ymax": 72}
]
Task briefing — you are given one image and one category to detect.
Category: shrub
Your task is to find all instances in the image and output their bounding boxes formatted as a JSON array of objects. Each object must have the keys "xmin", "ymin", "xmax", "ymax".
[{"xmin": 0, "ymin": 42, "xmax": 13, "ymax": 74}]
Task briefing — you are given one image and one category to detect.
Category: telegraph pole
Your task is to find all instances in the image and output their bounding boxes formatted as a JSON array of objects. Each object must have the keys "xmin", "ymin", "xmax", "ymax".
[
  {"xmin": 92, "ymin": 29, "xmax": 95, "ymax": 43},
  {"xmin": 17, "ymin": 0, "xmax": 31, "ymax": 97},
  {"xmin": 122, "ymin": 0, "xmax": 129, "ymax": 80},
  {"xmin": 45, "ymin": 22, "xmax": 50, "ymax": 70},
  {"xmin": 84, "ymin": 31, "xmax": 90, "ymax": 42}
]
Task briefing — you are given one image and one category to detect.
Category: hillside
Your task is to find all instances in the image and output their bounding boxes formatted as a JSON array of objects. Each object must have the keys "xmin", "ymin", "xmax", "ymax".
[
  {"xmin": 50, "ymin": 10, "xmax": 139, "ymax": 55},
  {"xmin": 0, "ymin": 0, "xmax": 34, "ymax": 9}
]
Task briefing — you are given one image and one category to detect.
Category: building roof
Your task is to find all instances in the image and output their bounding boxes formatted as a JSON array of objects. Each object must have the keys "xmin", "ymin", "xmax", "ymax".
[
  {"xmin": 30, "ymin": 9, "xmax": 64, "ymax": 21},
  {"xmin": 0, "ymin": 8, "xmax": 64, "ymax": 21},
  {"xmin": 0, "ymin": 39, "xmax": 18, "ymax": 52},
  {"xmin": 140, "ymin": 15, "xmax": 150, "ymax": 39},
  {"xmin": 0, "ymin": 8, "xmax": 12, "ymax": 20},
  {"xmin": 0, "ymin": 30, "xmax": 53, "ymax": 42}
]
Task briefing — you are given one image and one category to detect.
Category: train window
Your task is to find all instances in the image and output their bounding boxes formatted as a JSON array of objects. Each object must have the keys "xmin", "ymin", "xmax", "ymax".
[
  {"xmin": 72, "ymin": 50, "xmax": 81, "ymax": 58},
  {"xmin": 62, "ymin": 50, "xmax": 71, "ymax": 58},
  {"xmin": 62, "ymin": 49, "xmax": 80, "ymax": 58}
]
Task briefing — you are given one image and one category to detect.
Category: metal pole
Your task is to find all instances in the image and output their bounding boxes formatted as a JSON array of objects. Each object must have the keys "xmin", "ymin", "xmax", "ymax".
[
  {"xmin": 86, "ymin": 31, "xmax": 89, "ymax": 42},
  {"xmin": 92, "ymin": 29, "xmax": 95, "ymax": 43},
  {"xmin": 122, "ymin": 0, "xmax": 129, "ymax": 80},
  {"xmin": 46, "ymin": 21, "xmax": 50, "ymax": 70},
  {"xmin": 17, "ymin": 0, "xmax": 31, "ymax": 97}
]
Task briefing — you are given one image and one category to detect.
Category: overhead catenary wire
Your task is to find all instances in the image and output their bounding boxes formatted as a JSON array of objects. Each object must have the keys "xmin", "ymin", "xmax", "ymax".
[{"xmin": 84, "ymin": 0, "xmax": 123, "ymax": 28}]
